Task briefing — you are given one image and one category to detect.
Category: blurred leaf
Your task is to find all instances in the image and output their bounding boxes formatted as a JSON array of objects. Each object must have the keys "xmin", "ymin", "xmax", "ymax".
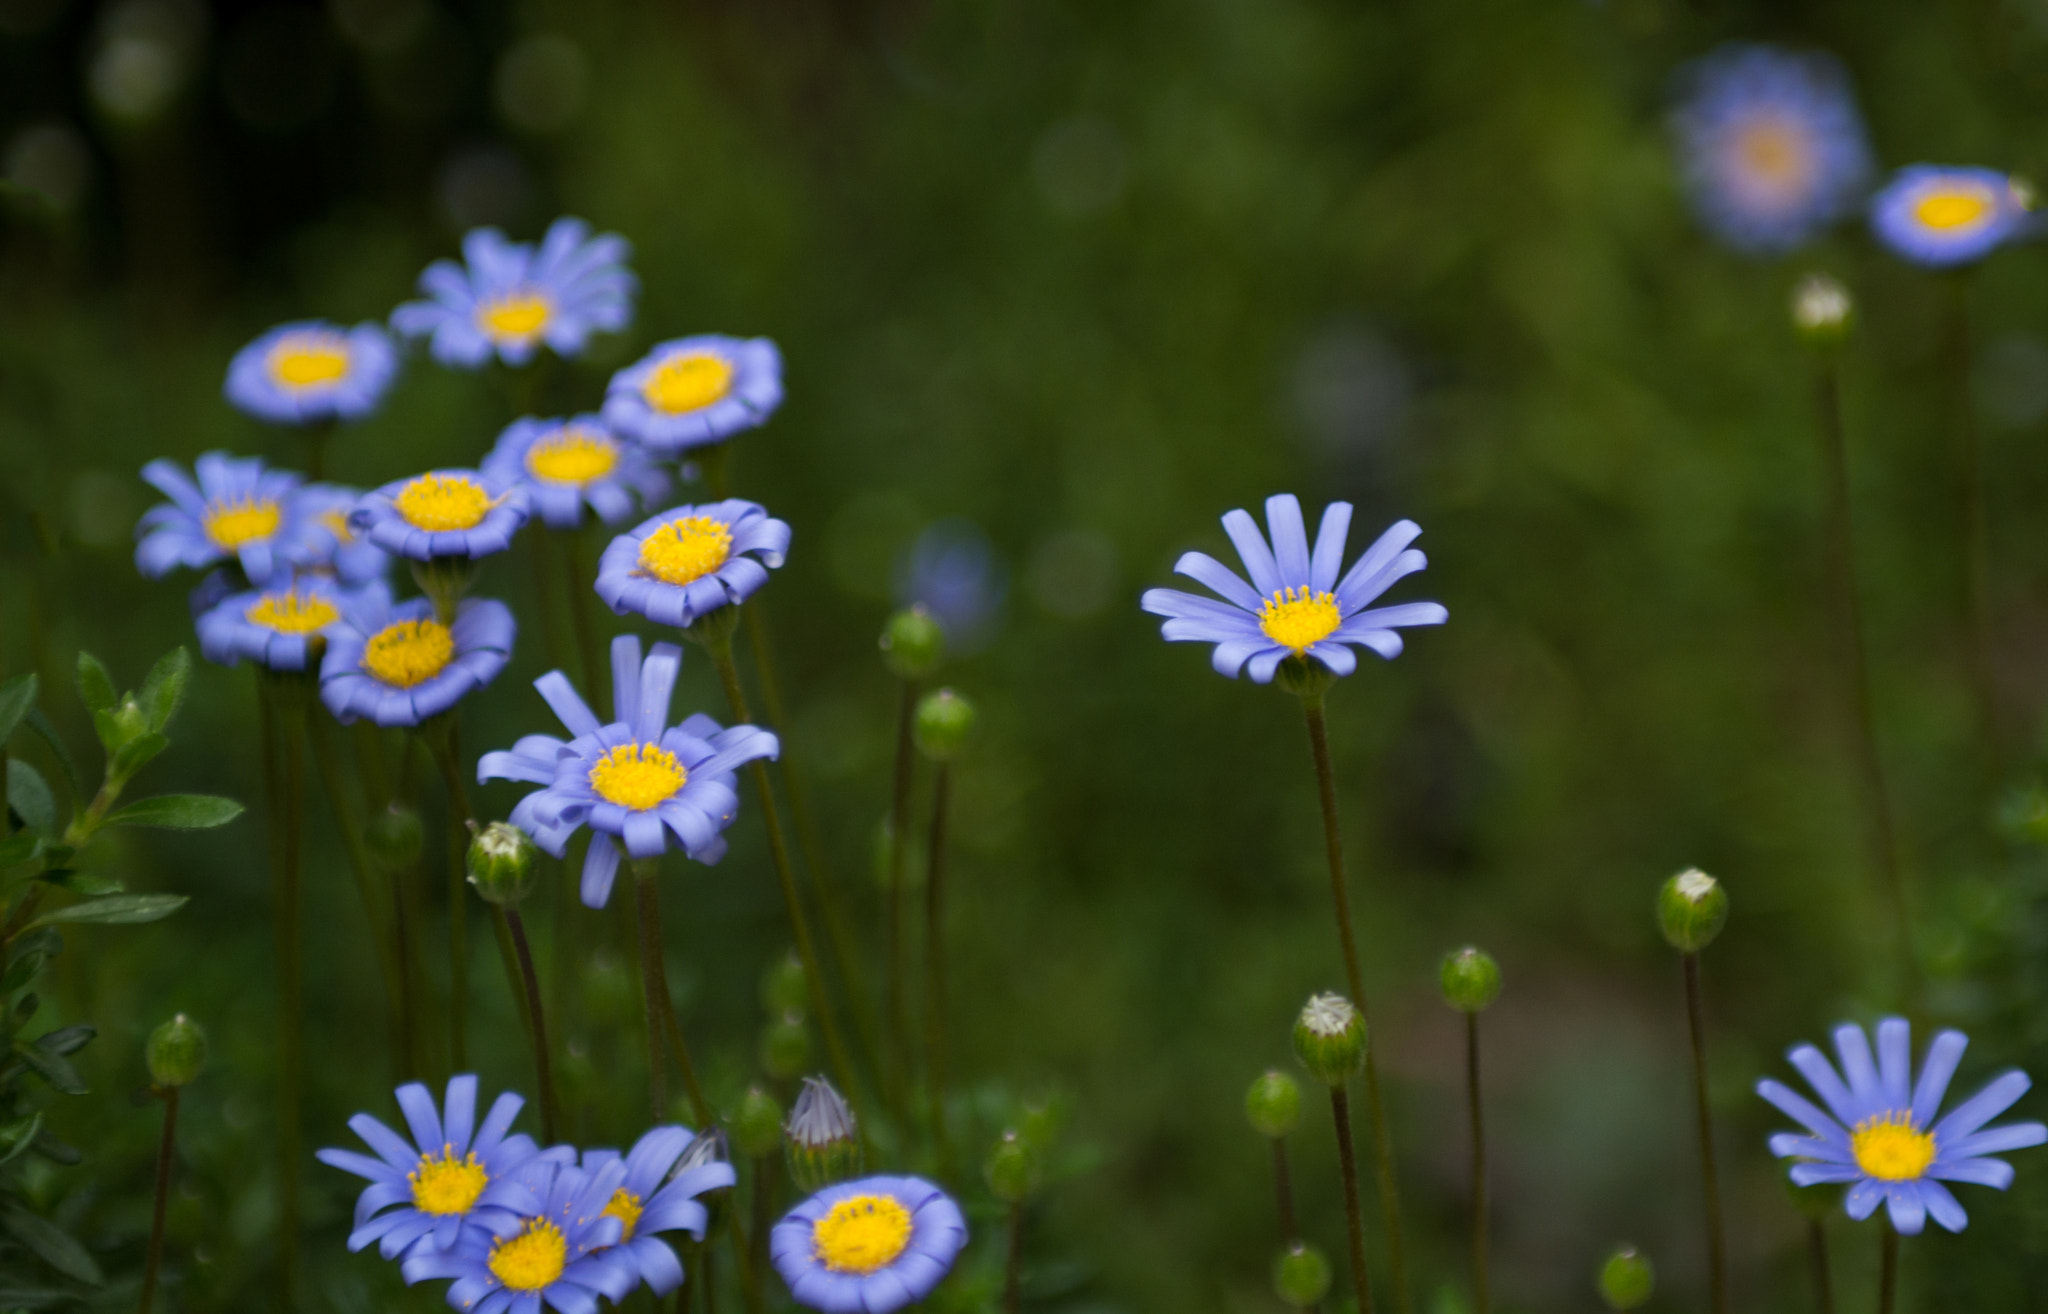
[
  {"xmin": 0, "ymin": 832, "xmax": 40, "ymax": 872},
  {"xmin": 44, "ymin": 871, "xmax": 121, "ymax": 896},
  {"xmin": 0, "ymin": 929, "xmax": 59, "ymax": 993},
  {"xmin": 24, "ymin": 894, "xmax": 188, "ymax": 929},
  {"xmin": 108, "ymin": 733, "xmax": 167, "ymax": 783},
  {"xmin": 0, "ymin": 1113, "xmax": 44, "ymax": 1169},
  {"xmin": 0, "ymin": 674, "xmax": 37, "ymax": 746},
  {"xmin": 11, "ymin": 992, "xmax": 35, "ymax": 1024},
  {"xmin": 28, "ymin": 1128, "xmax": 79, "ymax": 1166},
  {"xmin": 0, "ymin": 1282, "xmax": 77, "ymax": 1310},
  {"xmin": 73, "ymin": 655, "xmax": 114, "ymax": 717},
  {"xmin": 104, "ymin": 795, "xmax": 242, "ymax": 831},
  {"xmin": 31, "ymin": 1026, "xmax": 92, "ymax": 1059},
  {"xmin": 6, "ymin": 762, "xmax": 55, "ymax": 837},
  {"xmin": 8, "ymin": 1041, "xmax": 83, "ymax": 1095},
  {"xmin": 139, "ymin": 648, "xmax": 190, "ymax": 734},
  {"xmin": 19, "ymin": 711, "xmax": 79, "ymax": 799},
  {"xmin": 0, "ymin": 1197, "xmax": 102, "ymax": 1284}
]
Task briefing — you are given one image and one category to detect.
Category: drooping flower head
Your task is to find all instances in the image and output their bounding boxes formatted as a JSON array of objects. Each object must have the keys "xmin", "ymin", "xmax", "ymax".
[
  {"xmin": 575, "ymin": 1125, "xmax": 738, "ymax": 1297},
  {"xmin": 135, "ymin": 452, "xmax": 318, "ymax": 584},
  {"xmin": 402, "ymin": 1157, "xmax": 636, "ymax": 1314},
  {"xmin": 1670, "ymin": 43, "xmax": 1873, "ymax": 254},
  {"xmin": 292, "ymin": 484, "xmax": 394, "ymax": 585},
  {"xmin": 349, "ymin": 470, "xmax": 531, "ymax": 562},
  {"xmin": 315, "ymin": 1074, "xmax": 548, "ymax": 1260},
  {"xmin": 478, "ymin": 634, "xmax": 779, "ymax": 908},
  {"xmin": 595, "ymin": 500, "xmax": 791, "ymax": 629},
  {"xmin": 320, "ymin": 592, "xmax": 515, "ymax": 727},
  {"xmin": 770, "ymin": 1175, "xmax": 967, "ymax": 1314},
  {"xmin": 1139, "ymin": 495, "xmax": 1448, "ymax": 683},
  {"xmin": 391, "ymin": 217, "xmax": 637, "ymax": 369},
  {"xmin": 482, "ymin": 415, "xmax": 671, "ymax": 531},
  {"xmin": 225, "ymin": 320, "xmax": 400, "ymax": 426},
  {"xmin": 1870, "ymin": 165, "xmax": 2032, "ymax": 268},
  {"xmin": 1758, "ymin": 1017, "xmax": 2047, "ymax": 1233},
  {"xmin": 601, "ymin": 335, "xmax": 784, "ymax": 456},
  {"xmin": 197, "ymin": 575, "xmax": 383, "ymax": 673}
]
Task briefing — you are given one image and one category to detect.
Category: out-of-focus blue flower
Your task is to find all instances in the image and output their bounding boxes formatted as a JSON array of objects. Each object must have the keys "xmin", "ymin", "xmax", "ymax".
[
  {"xmin": 197, "ymin": 575, "xmax": 383, "ymax": 673},
  {"xmin": 1670, "ymin": 43, "xmax": 1872, "ymax": 255},
  {"xmin": 1140, "ymin": 494, "xmax": 1447, "ymax": 683},
  {"xmin": 898, "ymin": 519, "xmax": 1005, "ymax": 655},
  {"xmin": 315, "ymin": 1074, "xmax": 548, "ymax": 1260},
  {"xmin": 1869, "ymin": 166, "xmax": 2031, "ymax": 268},
  {"xmin": 391, "ymin": 217, "xmax": 637, "ymax": 369},
  {"xmin": 769, "ymin": 1175, "xmax": 967, "ymax": 1314},
  {"xmin": 1758, "ymin": 1017, "xmax": 2048, "ymax": 1234},
  {"xmin": 481, "ymin": 415, "xmax": 671, "ymax": 531},
  {"xmin": 576, "ymin": 1125, "xmax": 737, "ymax": 1297},
  {"xmin": 224, "ymin": 320, "xmax": 399, "ymax": 426},
  {"xmin": 349, "ymin": 470, "xmax": 531, "ymax": 562},
  {"xmin": 402, "ymin": 1157, "xmax": 637, "ymax": 1314},
  {"xmin": 479, "ymin": 634, "xmax": 779, "ymax": 908},
  {"xmin": 595, "ymin": 500, "xmax": 790, "ymax": 629},
  {"xmin": 320, "ymin": 592, "xmax": 515, "ymax": 727},
  {"xmin": 292, "ymin": 484, "xmax": 394, "ymax": 585},
  {"xmin": 135, "ymin": 452, "xmax": 318, "ymax": 584},
  {"xmin": 601, "ymin": 335, "xmax": 783, "ymax": 456}
]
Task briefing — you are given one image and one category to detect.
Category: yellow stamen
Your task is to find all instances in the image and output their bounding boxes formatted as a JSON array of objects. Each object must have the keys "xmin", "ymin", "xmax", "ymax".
[
  {"xmin": 588, "ymin": 743, "xmax": 687, "ymax": 811},
  {"xmin": 602, "ymin": 1188, "xmax": 644, "ymax": 1242},
  {"xmin": 636, "ymin": 516, "xmax": 733, "ymax": 587},
  {"xmin": 394, "ymin": 473, "xmax": 495, "ymax": 532},
  {"xmin": 812, "ymin": 1193, "xmax": 914, "ymax": 1276},
  {"xmin": 1258, "ymin": 586, "xmax": 1342, "ymax": 653},
  {"xmin": 642, "ymin": 351, "xmax": 734, "ymax": 415},
  {"xmin": 476, "ymin": 290, "xmax": 553, "ymax": 343},
  {"xmin": 362, "ymin": 618, "xmax": 455, "ymax": 688},
  {"xmin": 1914, "ymin": 185, "xmax": 1995, "ymax": 231},
  {"xmin": 488, "ymin": 1217, "xmax": 568, "ymax": 1292},
  {"xmin": 526, "ymin": 426, "xmax": 620, "ymax": 486},
  {"xmin": 204, "ymin": 497, "xmax": 281, "ymax": 550},
  {"xmin": 245, "ymin": 591, "xmax": 339, "ymax": 635},
  {"xmin": 1851, "ymin": 1113, "xmax": 1937, "ymax": 1182},
  {"xmin": 267, "ymin": 335, "xmax": 351, "ymax": 389},
  {"xmin": 408, "ymin": 1145, "xmax": 489, "ymax": 1215},
  {"xmin": 1733, "ymin": 119, "xmax": 1810, "ymax": 188}
]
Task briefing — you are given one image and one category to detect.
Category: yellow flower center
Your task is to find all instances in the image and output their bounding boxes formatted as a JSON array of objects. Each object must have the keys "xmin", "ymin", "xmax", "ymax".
[
  {"xmin": 1914, "ymin": 184, "xmax": 1995, "ymax": 231},
  {"xmin": 321, "ymin": 510, "xmax": 356, "ymax": 544},
  {"xmin": 488, "ymin": 1217, "xmax": 568, "ymax": 1292},
  {"xmin": 408, "ymin": 1146, "xmax": 489, "ymax": 1215},
  {"xmin": 362, "ymin": 618, "xmax": 455, "ymax": 688},
  {"xmin": 245, "ymin": 590, "xmax": 340, "ymax": 634},
  {"xmin": 588, "ymin": 743, "xmax": 687, "ymax": 811},
  {"xmin": 812, "ymin": 1193, "xmax": 914, "ymax": 1276},
  {"xmin": 602, "ymin": 1188, "xmax": 643, "ymax": 1242},
  {"xmin": 526, "ymin": 426, "xmax": 620, "ymax": 486},
  {"xmin": 203, "ymin": 497, "xmax": 282, "ymax": 550},
  {"xmin": 1258, "ymin": 587, "xmax": 1342, "ymax": 653},
  {"xmin": 1733, "ymin": 119, "xmax": 1810, "ymax": 189},
  {"xmin": 1851, "ymin": 1113, "xmax": 1937, "ymax": 1182},
  {"xmin": 267, "ymin": 334, "xmax": 352, "ymax": 389},
  {"xmin": 642, "ymin": 351, "xmax": 735, "ymax": 415},
  {"xmin": 476, "ymin": 290, "xmax": 554, "ymax": 343},
  {"xmin": 637, "ymin": 515, "xmax": 733, "ymax": 586},
  {"xmin": 395, "ymin": 473, "xmax": 495, "ymax": 532}
]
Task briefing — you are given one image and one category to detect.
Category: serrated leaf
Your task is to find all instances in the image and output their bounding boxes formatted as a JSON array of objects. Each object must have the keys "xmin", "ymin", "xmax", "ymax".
[
  {"xmin": 108, "ymin": 732, "xmax": 167, "ymax": 782},
  {"xmin": 20, "ymin": 710, "xmax": 79, "ymax": 798},
  {"xmin": 138, "ymin": 648, "xmax": 190, "ymax": 734},
  {"xmin": 73, "ymin": 655, "xmax": 114, "ymax": 717},
  {"xmin": 104, "ymin": 795, "xmax": 242, "ymax": 831},
  {"xmin": 24, "ymin": 894, "xmax": 187, "ymax": 929},
  {"xmin": 0, "ymin": 674, "xmax": 37, "ymax": 746},
  {"xmin": 6, "ymin": 762, "xmax": 54, "ymax": 836},
  {"xmin": 9, "ymin": 1041, "xmax": 84, "ymax": 1094},
  {"xmin": 32, "ymin": 1025, "xmax": 92, "ymax": 1059},
  {"xmin": 0, "ymin": 1198, "xmax": 102, "ymax": 1284}
]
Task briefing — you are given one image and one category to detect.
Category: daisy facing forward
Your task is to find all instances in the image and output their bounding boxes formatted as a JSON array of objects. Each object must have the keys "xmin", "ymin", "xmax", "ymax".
[
  {"xmin": 770, "ymin": 1175, "xmax": 968, "ymax": 1314},
  {"xmin": 196, "ymin": 575, "xmax": 379, "ymax": 673},
  {"xmin": 135, "ymin": 452, "xmax": 317, "ymax": 585},
  {"xmin": 1758, "ymin": 1016, "xmax": 2047, "ymax": 1233},
  {"xmin": 391, "ymin": 216, "xmax": 637, "ymax": 369},
  {"xmin": 482, "ymin": 415, "xmax": 671, "ymax": 531},
  {"xmin": 402, "ymin": 1157, "xmax": 636, "ymax": 1313},
  {"xmin": 225, "ymin": 320, "xmax": 399, "ymax": 426},
  {"xmin": 1870, "ymin": 165, "xmax": 2032, "ymax": 268},
  {"xmin": 320, "ymin": 591, "xmax": 515, "ymax": 728},
  {"xmin": 595, "ymin": 500, "xmax": 791, "ymax": 630},
  {"xmin": 601, "ymin": 334, "xmax": 784, "ymax": 456}
]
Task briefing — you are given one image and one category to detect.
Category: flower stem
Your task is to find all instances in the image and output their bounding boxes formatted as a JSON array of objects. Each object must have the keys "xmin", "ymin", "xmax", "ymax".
[
  {"xmin": 257, "ymin": 678, "xmax": 305, "ymax": 1309},
  {"xmin": 423, "ymin": 719, "xmax": 472, "ymax": 1069},
  {"xmin": 631, "ymin": 856, "xmax": 712, "ymax": 1125},
  {"xmin": 302, "ymin": 417, "xmax": 334, "ymax": 481},
  {"xmin": 1878, "ymin": 1222, "xmax": 1898, "ymax": 1314},
  {"xmin": 1682, "ymin": 951, "xmax": 1728, "ymax": 1314},
  {"xmin": 1270, "ymin": 1137, "xmax": 1300, "ymax": 1243},
  {"xmin": 1465, "ymin": 1011, "xmax": 1489, "ymax": 1314},
  {"xmin": 1003, "ymin": 1202, "xmax": 1025, "ymax": 1314},
  {"xmin": 1807, "ymin": 1218, "xmax": 1834, "ymax": 1314},
  {"xmin": 504, "ymin": 908, "xmax": 559, "ymax": 1142},
  {"xmin": 923, "ymin": 761, "xmax": 955, "ymax": 1175},
  {"xmin": 1329, "ymin": 1085, "xmax": 1376, "ymax": 1314},
  {"xmin": 885, "ymin": 679, "xmax": 918, "ymax": 1119},
  {"xmin": 306, "ymin": 713, "xmax": 407, "ymax": 1080},
  {"xmin": 749, "ymin": 1154, "xmax": 773, "ymax": 1304},
  {"xmin": 137, "ymin": 1086, "xmax": 179, "ymax": 1314},
  {"xmin": 528, "ymin": 529, "xmax": 572, "ymax": 676},
  {"xmin": 563, "ymin": 529, "xmax": 608, "ymax": 711},
  {"xmin": 1944, "ymin": 275, "xmax": 2000, "ymax": 778},
  {"xmin": 491, "ymin": 907, "xmax": 537, "ymax": 1049}
]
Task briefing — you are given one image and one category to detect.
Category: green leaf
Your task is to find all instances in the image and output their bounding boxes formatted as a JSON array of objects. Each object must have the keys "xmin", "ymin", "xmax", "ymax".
[
  {"xmin": 73, "ymin": 654, "xmax": 114, "ymax": 717},
  {"xmin": 9, "ymin": 1040, "xmax": 84, "ymax": 1094},
  {"xmin": 0, "ymin": 1281, "xmax": 76, "ymax": 1310},
  {"xmin": 0, "ymin": 831, "xmax": 40, "ymax": 871},
  {"xmin": 43, "ymin": 870, "xmax": 120, "ymax": 896},
  {"xmin": 0, "ymin": 928, "xmax": 59, "ymax": 992},
  {"xmin": 20, "ymin": 710, "xmax": 79, "ymax": 798},
  {"xmin": 0, "ymin": 1113, "xmax": 45, "ymax": 1169},
  {"xmin": 32, "ymin": 1025, "xmax": 92, "ymax": 1058},
  {"xmin": 24, "ymin": 894, "xmax": 188, "ymax": 930},
  {"xmin": 139, "ymin": 648, "xmax": 190, "ymax": 733},
  {"xmin": 0, "ymin": 1197, "xmax": 102, "ymax": 1284},
  {"xmin": 6, "ymin": 762, "xmax": 54, "ymax": 836},
  {"xmin": 104, "ymin": 795, "xmax": 242, "ymax": 831},
  {"xmin": 29, "ymin": 1127, "xmax": 80, "ymax": 1165},
  {"xmin": 0, "ymin": 674, "xmax": 37, "ymax": 746},
  {"xmin": 108, "ymin": 732, "xmax": 167, "ymax": 782}
]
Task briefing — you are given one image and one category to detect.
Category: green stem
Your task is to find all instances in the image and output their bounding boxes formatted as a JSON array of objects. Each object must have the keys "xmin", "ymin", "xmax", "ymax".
[
  {"xmin": 258, "ymin": 679, "xmax": 305, "ymax": 1311},
  {"xmin": 749, "ymin": 1154, "xmax": 773, "ymax": 1306},
  {"xmin": 1878, "ymin": 1223, "xmax": 1898, "ymax": 1314},
  {"xmin": 563, "ymin": 530, "xmax": 608, "ymax": 710},
  {"xmin": 302, "ymin": 418, "xmax": 334, "ymax": 481},
  {"xmin": 1002, "ymin": 1202, "xmax": 1025, "ymax": 1314},
  {"xmin": 1945, "ymin": 277, "xmax": 1999, "ymax": 777},
  {"xmin": 1330, "ymin": 1085, "xmax": 1376, "ymax": 1314},
  {"xmin": 307, "ymin": 713, "xmax": 406, "ymax": 1079},
  {"xmin": 1466, "ymin": 1012, "xmax": 1488, "ymax": 1314},
  {"xmin": 923, "ymin": 762, "xmax": 955, "ymax": 1175},
  {"xmin": 505, "ymin": 908, "xmax": 559, "ymax": 1142},
  {"xmin": 423, "ymin": 719, "xmax": 471, "ymax": 1069},
  {"xmin": 885, "ymin": 679, "xmax": 918, "ymax": 1119},
  {"xmin": 632, "ymin": 857, "xmax": 712, "ymax": 1125},
  {"xmin": 491, "ymin": 907, "xmax": 537, "ymax": 1050},
  {"xmin": 1807, "ymin": 1218, "xmax": 1834, "ymax": 1314},
  {"xmin": 1683, "ymin": 952, "xmax": 1728, "ymax": 1314},
  {"xmin": 1270, "ymin": 1137, "xmax": 1300, "ymax": 1243},
  {"xmin": 137, "ymin": 1087, "xmax": 179, "ymax": 1314},
  {"xmin": 702, "ymin": 1241, "xmax": 720, "ymax": 1314},
  {"xmin": 529, "ymin": 528, "xmax": 571, "ymax": 677}
]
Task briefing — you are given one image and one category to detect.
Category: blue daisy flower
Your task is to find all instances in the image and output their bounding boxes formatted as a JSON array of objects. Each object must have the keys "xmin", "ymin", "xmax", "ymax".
[
  {"xmin": 576, "ymin": 1125, "xmax": 737, "ymax": 1297},
  {"xmin": 593, "ymin": 500, "xmax": 791, "ymax": 629},
  {"xmin": 391, "ymin": 217, "xmax": 636, "ymax": 370},
  {"xmin": 1670, "ymin": 43, "xmax": 1873, "ymax": 255},
  {"xmin": 1758, "ymin": 1017, "xmax": 2048, "ymax": 1234},
  {"xmin": 481, "ymin": 415, "xmax": 672, "ymax": 531},
  {"xmin": 1139, "ymin": 494, "xmax": 1448, "ymax": 683},
  {"xmin": 224, "ymin": 320, "xmax": 400, "ymax": 426},
  {"xmin": 197, "ymin": 575, "xmax": 384, "ymax": 673},
  {"xmin": 600, "ymin": 335, "xmax": 784, "ymax": 456},
  {"xmin": 315, "ymin": 1074, "xmax": 550, "ymax": 1260},
  {"xmin": 1870, "ymin": 165, "xmax": 2032, "ymax": 268},
  {"xmin": 291, "ymin": 484, "xmax": 395, "ymax": 586},
  {"xmin": 478, "ymin": 634, "xmax": 779, "ymax": 908},
  {"xmin": 320, "ymin": 592, "xmax": 515, "ymax": 728},
  {"xmin": 769, "ymin": 1175, "xmax": 968, "ymax": 1314},
  {"xmin": 135, "ymin": 452, "xmax": 319, "ymax": 584},
  {"xmin": 403, "ymin": 1156, "xmax": 638, "ymax": 1314},
  {"xmin": 349, "ymin": 469, "xmax": 531, "ymax": 562}
]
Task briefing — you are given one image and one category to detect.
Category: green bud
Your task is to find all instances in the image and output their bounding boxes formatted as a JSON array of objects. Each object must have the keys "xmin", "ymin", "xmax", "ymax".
[
  {"xmin": 1292, "ymin": 993, "xmax": 1365, "ymax": 1087},
  {"xmin": 109, "ymin": 696, "xmax": 149, "ymax": 747},
  {"xmin": 1440, "ymin": 946, "xmax": 1502, "ymax": 1013},
  {"xmin": 880, "ymin": 606, "xmax": 945, "ymax": 680},
  {"xmin": 146, "ymin": 1014, "xmax": 207, "ymax": 1087},
  {"xmin": 761, "ymin": 951, "xmax": 808, "ymax": 1015},
  {"xmin": 759, "ymin": 1010, "xmax": 811, "ymax": 1081},
  {"xmin": 365, "ymin": 804, "xmax": 424, "ymax": 872},
  {"xmin": 730, "ymin": 1086, "xmax": 785, "ymax": 1160},
  {"xmin": 984, "ymin": 1129, "xmax": 1040, "ymax": 1203},
  {"xmin": 467, "ymin": 822, "xmax": 537, "ymax": 906},
  {"xmin": 912, "ymin": 689, "xmax": 977, "ymax": 761},
  {"xmin": 784, "ymin": 1076, "xmax": 863, "ymax": 1193},
  {"xmin": 1597, "ymin": 1246, "xmax": 1654, "ymax": 1310},
  {"xmin": 1273, "ymin": 1243, "xmax": 1332, "ymax": 1308},
  {"xmin": 1790, "ymin": 272, "xmax": 1853, "ymax": 349},
  {"xmin": 1244, "ymin": 1070, "xmax": 1302, "ymax": 1139},
  {"xmin": 1658, "ymin": 868, "xmax": 1729, "ymax": 953}
]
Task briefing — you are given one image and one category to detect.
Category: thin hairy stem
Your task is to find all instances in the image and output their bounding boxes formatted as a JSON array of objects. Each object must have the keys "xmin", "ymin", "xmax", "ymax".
[
  {"xmin": 632, "ymin": 858, "xmax": 712, "ymax": 1124},
  {"xmin": 1271, "ymin": 1138, "xmax": 1300, "ymax": 1243},
  {"xmin": 258, "ymin": 680, "xmax": 305, "ymax": 1310},
  {"xmin": 885, "ymin": 680, "xmax": 918, "ymax": 1116},
  {"xmin": 137, "ymin": 1087, "xmax": 179, "ymax": 1314},
  {"xmin": 1003, "ymin": 1203, "xmax": 1025, "ymax": 1314},
  {"xmin": 923, "ymin": 761, "xmax": 956, "ymax": 1174},
  {"xmin": 1683, "ymin": 952, "xmax": 1728, "ymax": 1314},
  {"xmin": 506, "ymin": 909, "xmax": 559, "ymax": 1140},
  {"xmin": 307, "ymin": 714, "xmax": 406, "ymax": 1078},
  {"xmin": 424, "ymin": 720, "xmax": 472, "ymax": 1068},
  {"xmin": 1466, "ymin": 1012, "xmax": 1489, "ymax": 1314},
  {"xmin": 1330, "ymin": 1086, "xmax": 1376, "ymax": 1314}
]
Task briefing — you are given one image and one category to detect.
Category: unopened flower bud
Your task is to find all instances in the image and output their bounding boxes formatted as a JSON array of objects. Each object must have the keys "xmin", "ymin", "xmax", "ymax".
[
  {"xmin": 760, "ymin": 951, "xmax": 808, "ymax": 1015},
  {"xmin": 365, "ymin": 804, "xmax": 424, "ymax": 872},
  {"xmin": 1440, "ymin": 947, "xmax": 1502, "ymax": 1013},
  {"xmin": 674, "ymin": 1127, "xmax": 732, "ymax": 1238},
  {"xmin": 880, "ymin": 606, "xmax": 945, "ymax": 680},
  {"xmin": 1598, "ymin": 1246, "xmax": 1654, "ymax": 1310},
  {"xmin": 1790, "ymin": 272, "xmax": 1853, "ymax": 348},
  {"xmin": 467, "ymin": 821, "xmax": 537, "ymax": 905},
  {"xmin": 913, "ymin": 688, "xmax": 977, "ymax": 761},
  {"xmin": 759, "ymin": 1010, "xmax": 810, "ymax": 1081},
  {"xmin": 785, "ymin": 1076, "xmax": 862, "ymax": 1192},
  {"xmin": 1244, "ymin": 1070, "xmax": 1301, "ymax": 1139},
  {"xmin": 108, "ymin": 696, "xmax": 149, "ymax": 747},
  {"xmin": 1658, "ymin": 868, "xmax": 1728, "ymax": 953},
  {"xmin": 984, "ymin": 1129, "xmax": 1040, "ymax": 1203},
  {"xmin": 731, "ymin": 1086, "xmax": 784, "ymax": 1160},
  {"xmin": 146, "ymin": 1014, "xmax": 206, "ymax": 1087},
  {"xmin": 1292, "ymin": 993, "xmax": 1366, "ymax": 1087},
  {"xmin": 1273, "ymin": 1243, "xmax": 1332, "ymax": 1308}
]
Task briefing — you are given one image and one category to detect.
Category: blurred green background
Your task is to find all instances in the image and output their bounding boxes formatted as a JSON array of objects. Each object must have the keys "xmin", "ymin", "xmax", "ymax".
[{"xmin": 11, "ymin": 0, "xmax": 2048, "ymax": 1309}]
